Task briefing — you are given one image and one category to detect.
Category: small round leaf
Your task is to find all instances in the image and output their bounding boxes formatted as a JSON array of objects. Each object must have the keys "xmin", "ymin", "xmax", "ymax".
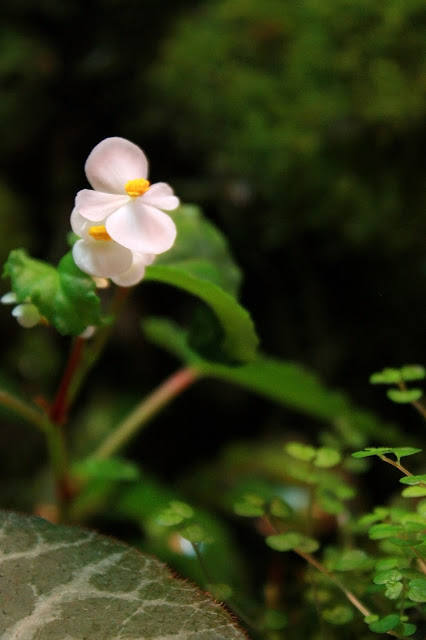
[{"xmin": 387, "ymin": 388, "xmax": 423, "ymax": 403}]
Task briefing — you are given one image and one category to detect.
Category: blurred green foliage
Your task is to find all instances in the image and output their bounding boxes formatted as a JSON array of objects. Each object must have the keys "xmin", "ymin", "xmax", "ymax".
[
  {"xmin": 0, "ymin": 3, "xmax": 425, "ymax": 635},
  {"xmin": 151, "ymin": 0, "xmax": 425, "ymax": 253}
]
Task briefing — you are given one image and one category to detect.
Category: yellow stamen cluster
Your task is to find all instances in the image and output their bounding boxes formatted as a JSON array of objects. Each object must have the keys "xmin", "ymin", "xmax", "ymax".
[
  {"xmin": 88, "ymin": 225, "xmax": 112, "ymax": 241},
  {"xmin": 125, "ymin": 178, "xmax": 150, "ymax": 197}
]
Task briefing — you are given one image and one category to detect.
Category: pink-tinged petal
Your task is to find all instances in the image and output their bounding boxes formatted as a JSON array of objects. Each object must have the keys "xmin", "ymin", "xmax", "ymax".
[
  {"xmin": 75, "ymin": 189, "xmax": 129, "ymax": 221},
  {"xmin": 85, "ymin": 137, "xmax": 149, "ymax": 193},
  {"xmin": 70, "ymin": 208, "xmax": 90, "ymax": 237},
  {"xmin": 72, "ymin": 238, "xmax": 133, "ymax": 278},
  {"xmin": 141, "ymin": 182, "xmax": 180, "ymax": 210},
  {"xmin": 106, "ymin": 201, "xmax": 177, "ymax": 254},
  {"xmin": 111, "ymin": 253, "xmax": 151, "ymax": 287}
]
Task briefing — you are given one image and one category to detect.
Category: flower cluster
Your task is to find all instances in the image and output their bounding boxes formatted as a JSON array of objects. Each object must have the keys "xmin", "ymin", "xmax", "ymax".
[{"xmin": 71, "ymin": 137, "xmax": 179, "ymax": 286}]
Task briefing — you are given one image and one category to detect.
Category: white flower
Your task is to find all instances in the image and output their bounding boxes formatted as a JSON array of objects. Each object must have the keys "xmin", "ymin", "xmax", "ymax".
[
  {"xmin": 74, "ymin": 137, "xmax": 179, "ymax": 255},
  {"xmin": 71, "ymin": 209, "xmax": 155, "ymax": 286},
  {"xmin": 1, "ymin": 292, "xmax": 41, "ymax": 328}
]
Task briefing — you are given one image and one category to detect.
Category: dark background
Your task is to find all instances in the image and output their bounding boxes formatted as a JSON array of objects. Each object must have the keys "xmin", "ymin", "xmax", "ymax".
[{"xmin": 1, "ymin": 0, "xmax": 425, "ymax": 488}]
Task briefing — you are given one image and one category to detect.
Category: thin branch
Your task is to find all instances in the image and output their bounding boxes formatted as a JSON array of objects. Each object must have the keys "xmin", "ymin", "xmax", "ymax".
[
  {"xmin": 412, "ymin": 399, "xmax": 426, "ymax": 420},
  {"xmin": 0, "ymin": 388, "xmax": 47, "ymax": 432},
  {"xmin": 379, "ymin": 455, "xmax": 413, "ymax": 477},
  {"xmin": 397, "ymin": 381, "xmax": 426, "ymax": 421},
  {"xmin": 263, "ymin": 516, "xmax": 401, "ymax": 638},
  {"xmin": 92, "ymin": 366, "xmax": 202, "ymax": 459},
  {"xmin": 68, "ymin": 286, "xmax": 131, "ymax": 409},
  {"xmin": 295, "ymin": 549, "xmax": 371, "ymax": 617}
]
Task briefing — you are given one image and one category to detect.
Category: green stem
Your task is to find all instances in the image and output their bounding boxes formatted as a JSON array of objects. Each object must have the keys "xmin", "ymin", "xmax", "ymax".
[
  {"xmin": 0, "ymin": 388, "xmax": 71, "ymax": 517},
  {"xmin": 192, "ymin": 542, "xmax": 213, "ymax": 584},
  {"xmin": 397, "ymin": 381, "xmax": 426, "ymax": 420},
  {"xmin": 43, "ymin": 419, "xmax": 72, "ymax": 514},
  {"xmin": 68, "ymin": 286, "xmax": 131, "ymax": 409},
  {"xmin": 379, "ymin": 455, "xmax": 413, "ymax": 477},
  {"xmin": 264, "ymin": 516, "xmax": 402, "ymax": 638},
  {"xmin": 92, "ymin": 366, "xmax": 201, "ymax": 459},
  {"xmin": 0, "ymin": 388, "xmax": 47, "ymax": 432},
  {"xmin": 295, "ymin": 548, "xmax": 371, "ymax": 617},
  {"xmin": 191, "ymin": 542, "xmax": 259, "ymax": 632}
]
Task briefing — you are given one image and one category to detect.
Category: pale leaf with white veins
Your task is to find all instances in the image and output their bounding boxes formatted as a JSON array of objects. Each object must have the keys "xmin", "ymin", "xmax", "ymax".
[{"xmin": 0, "ymin": 511, "xmax": 247, "ymax": 640}]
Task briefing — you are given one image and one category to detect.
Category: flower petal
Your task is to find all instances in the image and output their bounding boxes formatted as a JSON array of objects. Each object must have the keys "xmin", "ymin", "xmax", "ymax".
[
  {"xmin": 106, "ymin": 201, "xmax": 177, "ymax": 254},
  {"xmin": 1, "ymin": 292, "xmax": 18, "ymax": 305},
  {"xmin": 12, "ymin": 304, "xmax": 41, "ymax": 328},
  {"xmin": 70, "ymin": 208, "xmax": 90, "ymax": 237},
  {"xmin": 111, "ymin": 253, "xmax": 152, "ymax": 287},
  {"xmin": 141, "ymin": 182, "xmax": 180, "ymax": 210},
  {"xmin": 75, "ymin": 189, "xmax": 129, "ymax": 222},
  {"xmin": 72, "ymin": 238, "xmax": 133, "ymax": 278},
  {"xmin": 85, "ymin": 137, "xmax": 149, "ymax": 194}
]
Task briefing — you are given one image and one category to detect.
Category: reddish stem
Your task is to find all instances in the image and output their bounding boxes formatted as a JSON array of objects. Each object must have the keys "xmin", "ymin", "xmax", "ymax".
[
  {"xmin": 93, "ymin": 366, "xmax": 201, "ymax": 459},
  {"xmin": 50, "ymin": 337, "xmax": 85, "ymax": 425}
]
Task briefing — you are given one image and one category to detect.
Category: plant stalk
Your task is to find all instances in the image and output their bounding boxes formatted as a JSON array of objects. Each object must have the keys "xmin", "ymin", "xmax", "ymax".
[
  {"xmin": 92, "ymin": 366, "xmax": 202, "ymax": 459},
  {"xmin": 50, "ymin": 337, "xmax": 85, "ymax": 424},
  {"xmin": 264, "ymin": 516, "xmax": 402, "ymax": 637},
  {"xmin": 68, "ymin": 286, "xmax": 131, "ymax": 408},
  {"xmin": 379, "ymin": 455, "xmax": 413, "ymax": 477},
  {"xmin": 0, "ymin": 388, "xmax": 47, "ymax": 432}
]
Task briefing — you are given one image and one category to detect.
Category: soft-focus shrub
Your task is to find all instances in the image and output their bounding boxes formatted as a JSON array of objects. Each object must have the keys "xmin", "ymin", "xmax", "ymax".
[{"xmin": 150, "ymin": 0, "xmax": 426, "ymax": 253}]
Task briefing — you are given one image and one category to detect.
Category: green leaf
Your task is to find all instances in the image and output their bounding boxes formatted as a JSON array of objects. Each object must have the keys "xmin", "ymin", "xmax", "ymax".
[
  {"xmin": 407, "ymin": 578, "xmax": 426, "ymax": 602},
  {"xmin": 157, "ymin": 205, "xmax": 242, "ymax": 296},
  {"xmin": 368, "ymin": 614, "xmax": 400, "ymax": 633},
  {"xmin": 72, "ymin": 457, "xmax": 140, "ymax": 482},
  {"xmin": 375, "ymin": 557, "xmax": 399, "ymax": 571},
  {"xmin": 369, "ymin": 524, "xmax": 403, "ymax": 539},
  {"xmin": 401, "ymin": 623, "xmax": 417, "ymax": 637},
  {"xmin": 314, "ymin": 447, "xmax": 341, "ymax": 468},
  {"xmin": 417, "ymin": 499, "xmax": 426, "ymax": 517},
  {"xmin": 234, "ymin": 493, "xmax": 265, "ymax": 517},
  {"xmin": 0, "ymin": 510, "xmax": 245, "ymax": 639},
  {"xmin": 3, "ymin": 249, "xmax": 102, "ymax": 335},
  {"xmin": 352, "ymin": 447, "xmax": 393, "ymax": 459},
  {"xmin": 269, "ymin": 497, "xmax": 292, "ymax": 519},
  {"xmin": 206, "ymin": 583, "xmax": 233, "ymax": 601},
  {"xmin": 145, "ymin": 265, "xmax": 258, "ymax": 362},
  {"xmin": 331, "ymin": 549, "xmax": 372, "ymax": 572},
  {"xmin": 115, "ymin": 470, "xmax": 246, "ymax": 590},
  {"xmin": 358, "ymin": 506, "xmax": 389, "ymax": 528},
  {"xmin": 143, "ymin": 317, "xmax": 203, "ymax": 365},
  {"xmin": 143, "ymin": 205, "xmax": 257, "ymax": 362},
  {"xmin": 387, "ymin": 388, "xmax": 423, "ymax": 403},
  {"xmin": 402, "ymin": 485, "xmax": 426, "ymax": 498},
  {"xmin": 400, "ymin": 365, "xmax": 425, "ymax": 381},
  {"xmin": 352, "ymin": 447, "xmax": 422, "ymax": 460},
  {"xmin": 390, "ymin": 447, "xmax": 423, "ymax": 459},
  {"xmin": 143, "ymin": 318, "xmax": 402, "ymax": 442},
  {"xmin": 317, "ymin": 490, "xmax": 345, "ymax": 515},
  {"xmin": 263, "ymin": 609, "xmax": 288, "ymax": 630},
  {"xmin": 373, "ymin": 569, "xmax": 402, "ymax": 584},
  {"xmin": 179, "ymin": 523, "xmax": 213, "ymax": 544},
  {"xmin": 400, "ymin": 474, "xmax": 426, "ymax": 485},
  {"xmin": 266, "ymin": 532, "xmax": 319, "ymax": 553},
  {"xmin": 364, "ymin": 615, "xmax": 379, "ymax": 624},
  {"xmin": 155, "ymin": 501, "xmax": 194, "ymax": 526},
  {"xmin": 322, "ymin": 605, "xmax": 354, "ymax": 625},
  {"xmin": 370, "ymin": 368, "xmax": 401, "ymax": 384},
  {"xmin": 285, "ymin": 442, "xmax": 316, "ymax": 462},
  {"xmin": 384, "ymin": 581, "xmax": 403, "ymax": 599}
]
